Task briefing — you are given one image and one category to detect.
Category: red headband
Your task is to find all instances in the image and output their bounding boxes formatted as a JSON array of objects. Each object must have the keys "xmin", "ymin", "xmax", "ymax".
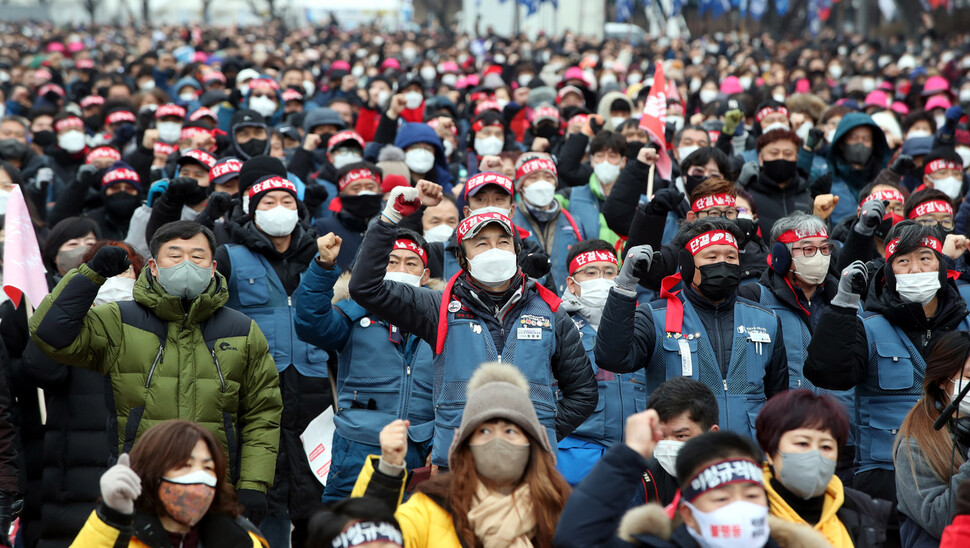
[
  {"xmin": 54, "ymin": 116, "xmax": 83, "ymax": 133},
  {"xmin": 188, "ymin": 107, "xmax": 216, "ymax": 122},
  {"xmin": 426, "ymin": 118, "xmax": 459, "ymax": 136},
  {"xmin": 180, "ymin": 126, "xmax": 212, "ymax": 141},
  {"xmin": 338, "ymin": 168, "xmax": 381, "ymax": 191},
  {"xmin": 210, "ymin": 159, "xmax": 243, "ymax": 180},
  {"xmin": 924, "ymin": 159, "xmax": 962, "ymax": 175},
  {"xmin": 568, "ymin": 250, "xmax": 617, "ymax": 275},
  {"xmin": 105, "ymin": 111, "xmax": 136, "ymax": 125},
  {"xmin": 456, "ymin": 212, "xmax": 512, "ymax": 244},
  {"xmin": 80, "ymin": 95, "xmax": 104, "ymax": 108},
  {"xmin": 472, "ymin": 118, "xmax": 503, "ymax": 133},
  {"xmin": 328, "ymin": 130, "xmax": 365, "ymax": 152},
  {"xmin": 568, "ymin": 114, "xmax": 589, "ymax": 126},
  {"xmin": 691, "ymin": 193, "xmax": 736, "ymax": 213},
  {"xmin": 755, "ymin": 105, "xmax": 789, "ymax": 123},
  {"xmin": 474, "ymin": 101, "xmax": 502, "ymax": 116},
  {"xmin": 38, "ymin": 83, "xmax": 65, "ymax": 97},
  {"xmin": 153, "ymin": 142, "xmax": 176, "ymax": 156},
  {"xmin": 247, "ymin": 176, "xmax": 297, "ymax": 199},
  {"xmin": 204, "ymin": 71, "xmax": 226, "ymax": 83},
  {"xmin": 76, "ymin": 59, "xmax": 96, "ymax": 70},
  {"xmin": 248, "ymin": 78, "xmax": 280, "ymax": 91},
  {"xmin": 863, "ymin": 189, "xmax": 904, "ymax": 205},
  {"xmin": 155, "ymin": 104, "xmax": 187, "ymax": 119},
  {"xmin": 85, "ymin": 146, "xmax": 120, "ymax": 164},
  {"xmin": 102, "ymin": 168, "xmax": 140, "ymax": 187},
  {"xmin": 180, "ymin": 149, "xmax": 216, "ymax": 168},
  {"xmin": 532, "ymin": 106, "xmax": 560, "ymax": 123},
  {"xmin": 281, "ymin": 89, "xmax": 303, "ymax": 102},
  {"xmin": 515, "ymin": 158, "xmax": 558, "ymax": 181},
  {"xmin": 776, "ymin": 227, "xmax": 829, "ymax": 244},
  {"xmin": 686, "ymin": 230, "xmax": 739, "ymax": 255},
  {"xmin": 910, "ymin": 200, "xmax": 954, "ymax": 219},
  {"xmin": 885, "ymin": 236, "xmax": 943, "ymax": 260},
  {"xmin": 393, "ymin": 239, "xmax": 427, "ymax": 265}
]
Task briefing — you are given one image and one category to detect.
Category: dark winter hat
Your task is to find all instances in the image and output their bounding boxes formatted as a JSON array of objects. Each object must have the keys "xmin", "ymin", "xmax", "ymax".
[
  {"xmin": 210, "ymin": 157, "xmax": 243, "ymax": 187},
  {"xmin": 245, "ymin": 174, "xmax": 299, "ymax": 215},
  {"xmin": 101, "ymin": 161, "xmax": 142, "ymax": 191},
  {"xmin": 303, "ymin": 107, "xmax": 346, "ymax": 133},
  {"xmin": 230, "ymin": 109, "xmax": 267, "ymax": 131},
  {"xmin": 238, "ymin": 155, "xmax": 287, "ymax": 196}
]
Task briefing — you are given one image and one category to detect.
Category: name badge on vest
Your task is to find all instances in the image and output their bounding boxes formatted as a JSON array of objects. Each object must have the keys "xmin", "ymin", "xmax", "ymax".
[
  {"xmin": 677, "ymin": 338, "xmax": 692, "ymax": 376},
  {"xmin": 518, "ymin": 327, "xmax": 542, "ymax": 340},
  {"xmin": 747, "ymin": 326, "xmax": 770, "ymax": 356}
]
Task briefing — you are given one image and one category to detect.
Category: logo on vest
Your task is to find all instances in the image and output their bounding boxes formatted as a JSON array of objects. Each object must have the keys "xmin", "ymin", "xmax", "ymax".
[
  {"xmin": 520, "ymin": 314, "xmax": 552, "ymax": 329},
  {"xmin": 447, "ymin": 300, "xmax": 461, "ymax": 313},
  {"xmin": 218, "ymin": 342, "xmax": 237, "ymax": 352}
]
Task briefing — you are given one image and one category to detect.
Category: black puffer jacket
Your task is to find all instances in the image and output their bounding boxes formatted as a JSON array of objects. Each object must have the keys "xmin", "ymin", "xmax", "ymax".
[
  {"xmin": 743, "ymin": 170, "xmax": 813, "ymax": 235},
  {"xmin": 349, "ymin": 219, "xmax": 597, "ymax": 439}
]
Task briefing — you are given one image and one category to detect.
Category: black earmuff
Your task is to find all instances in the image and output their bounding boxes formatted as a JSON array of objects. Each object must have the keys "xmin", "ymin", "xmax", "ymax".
[
  {"xmin": 770, "ymin": 242, "xmax": 791, "ymax": 275},
  {"xmin": 677, "ymin": 248, "xmax": 695, "ymax": 285}
]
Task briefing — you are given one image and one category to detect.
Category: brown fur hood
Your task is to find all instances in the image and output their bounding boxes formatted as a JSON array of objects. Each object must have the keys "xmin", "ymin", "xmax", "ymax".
[
  {"xmin": 616, "ymin": 504, "xmax": 830, "ymax": 548},
  {"xmin": 330, "ymin": 271, "xmax": 445, "ymax": 304}
]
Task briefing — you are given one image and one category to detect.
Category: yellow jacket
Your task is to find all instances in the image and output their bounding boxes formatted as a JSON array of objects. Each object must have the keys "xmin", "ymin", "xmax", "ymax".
[
  {"xmin": 763, "ymin": 464, "xmax": 854, "ymax": 548},
  {"xmin": 352, "ymin": 456, "xmax": 463, "ymax": 547},
  {"xmin": 70, "ymin": 507, "xmax": 267, "ymax": 547}
]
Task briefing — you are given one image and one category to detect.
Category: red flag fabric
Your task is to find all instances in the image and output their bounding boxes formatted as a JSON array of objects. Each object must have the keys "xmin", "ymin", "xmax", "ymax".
[
  {"xmin": 638, "ymin": 62, "xmax": 673, "ymax": 181},
  {"xmin": 3, "ymin": 186, "xmax": 48, "ymax": 308}
]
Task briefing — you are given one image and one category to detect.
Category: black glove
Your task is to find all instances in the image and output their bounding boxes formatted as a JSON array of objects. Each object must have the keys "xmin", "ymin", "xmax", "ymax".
[
  {"xmin": 88, "ymin": 246, "xmax": 131, "ymax": 278},
  {"xmin": 831, "ymin": 260, "xmax": 869, "ymax": 309},
  {"xmin": 520, "ymin": 252, "xmax": 551, "ymax": 279},
  {"xmin": 645, "ymin": 187, "xmax": 685, "ymax": 216},
  {"xmin": 809, "ymin": 172, "xmax": 833, "ymax": 198},
  {"xmin": 113, "ymin": 123, "xmax": 137, "ymax": 147},
  {"xmin": 590, "ymin": 116, "xmax": 605, "ymax": 135},
  {"xmin": 237, "ymin": 488, "xmax": 267, "ymax": 525},
  {"xmin": 854, "ymin": 199, "xmax": 886, "ymax": 236},
  {"xmin": 805, "ymin": 127, "xmax": 824, "ymax": 151},
  {"xmin": 735, "ymin": 218, "xmax": 760, "ymax": 244},
  {"xmin": 195, "ymin": 191, "xmax": 234, "ymax": 228},
  {"xmin": 77, "ymin": 163, "xmax": 101, "ymax": 189},
  {"xmin": 165, "ymin": 177, "xmax": 207, "ymax": 206},
  {"xmin": 303, "ymin": 183, "xmax": 329, "ymax": 211},
  {"xmin": 890, "ymin": 154, "xmax": 915, "ymax": 175}
]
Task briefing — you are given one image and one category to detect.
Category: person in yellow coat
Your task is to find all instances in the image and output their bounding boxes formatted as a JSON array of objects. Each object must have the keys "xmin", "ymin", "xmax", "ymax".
[
  {"xmin": 755, "ymin": 389, "xmax": 891, "ymax": 547},
  {"xmin": 351, "ymin": 361, "xmax": 572, "ymax": 548},
  {"xmin": 71, "ymin": 420, "xmax": 267, "ymax": 547}
]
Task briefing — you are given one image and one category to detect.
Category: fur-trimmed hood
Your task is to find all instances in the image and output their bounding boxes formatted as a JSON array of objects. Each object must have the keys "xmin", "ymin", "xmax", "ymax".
[{"xmin": 330, "ymin": 271, "xmax": 445, "ymax": 304}]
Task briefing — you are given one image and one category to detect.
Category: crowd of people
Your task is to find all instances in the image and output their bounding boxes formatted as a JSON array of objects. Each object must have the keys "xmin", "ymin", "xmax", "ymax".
[{"xmin": 3, "ymin": 15, "xmax": 970, "ymax": 548}]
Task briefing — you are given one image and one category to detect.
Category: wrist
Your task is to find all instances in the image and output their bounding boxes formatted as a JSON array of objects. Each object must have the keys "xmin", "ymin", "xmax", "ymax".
[
  {"xmin": 381, "ymin": 210, "xmax": 402, "ymax": 224},
  {"xmin": 315, "ymin": 256, "xmax": 336, "ymax": 270}
]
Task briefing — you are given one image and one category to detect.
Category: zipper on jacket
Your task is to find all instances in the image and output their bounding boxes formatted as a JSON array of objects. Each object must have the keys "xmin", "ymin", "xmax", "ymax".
[
  {"xmin": 145, "ymin": 345, "xmax": 163, "ymax": 388},
  {"xmin": 925, "ymin": 329, "xmax": 932, "ymax": 347},
  {"xmin": 211, "ymin": 349, "xmax": 227, "ymax": 393}
]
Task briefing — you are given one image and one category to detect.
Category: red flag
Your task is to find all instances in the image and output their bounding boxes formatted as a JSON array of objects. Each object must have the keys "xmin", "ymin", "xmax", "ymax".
[
  {"xmin": 638, "ymin": 61, "xmax": 672, "ymax": 181},
  {"xmin": 2, "ymin": 186, "xmax": 48, "ymax": 308}
]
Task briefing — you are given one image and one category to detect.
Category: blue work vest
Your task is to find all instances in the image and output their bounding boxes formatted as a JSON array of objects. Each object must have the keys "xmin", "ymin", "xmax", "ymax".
[
  {"xmin": 568, "ymin": 184, "xmax": 602, "ymax": 242},
  {"xmin": 223, "ymin": 245, "xmax": 328, "ymax": 377},
  {"xmin": 442, "ymin": 242, "xmax": 462, "ymax": 281},
  {"xmin": 331, "ymin": 299, "xmax": 435, "ymax": 446},
  {"xmin": 431, "ymin": 292, "xmax": 559, "ymax": 466},
  {"xmin": 567, "ymin": 315, "xmax": 646, "ymax": 445},
  {"xmin": 646, "ymin": 295, "xmax": 777, "ymax": 440},
  {"xmin": 513, "ymin": 207, "xmax": 582, "ymax": 295}
]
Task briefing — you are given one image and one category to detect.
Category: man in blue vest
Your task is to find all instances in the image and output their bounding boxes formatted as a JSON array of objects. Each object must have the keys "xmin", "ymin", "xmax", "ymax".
[
  {"xmin": 556, "ymin": 239, "xmax": 647, "ymax": 485},
  {"xmin": 293, "ymin": 229, "xmax": 434, "ymax": 502},
  {"xmin": 214, "ymin": 174, "xmax": 330, "ymax": 547},
  {"xmin": 512, "ymin": 153, "xmax": 584, "ymax": 294},
  {"xmin": 349, "ymin": 180, "xmax": 597, "ymax": 467},
  {"xmin": 595, "ymin": 218, "xmax": 788, "ymax": 441},
  {"xmin": 804, "ymin": 220, "xmax": 970, "ymax": 505}
]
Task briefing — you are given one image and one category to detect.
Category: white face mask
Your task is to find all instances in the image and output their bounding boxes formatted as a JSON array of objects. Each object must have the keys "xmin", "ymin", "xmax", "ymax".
[
  {"xmin": 684, "ymin": 500, "xmax": 771, "ymax": 548},
  {"xmin": 957, "ymin": 147, "xmax": 970, "ymax": 168},
  {"xmin": 405, "ymin": 148, "xmax": 435, "ymax": 174},
  {"xmin": 795, "ymin": 121, "xmax": 814, "ymax": 143},
  {"xmin": 254, "ymin": 205, "xmax": 299, "ymax": 237},
  {"xmin": 772, "ymin": 93, "xmax": 786, "ymax": 103},
  {"xmin": 791, "ymin": 250, "xmax": 830, "ymax": 286},
  {"xmin": 699, "ymin": 89, "xmax": 718, "ymax": 104},
  {"xmin": 384, "ymin": 270, "xmax": 422, "ymax": 287},
  {"xmin": 58, "ymin": 130, "xmax": 86, "ymax": 153},
  {"xmin": 935, "ymin": 115, "xmax": 947, "ymax": 130},
  {"xmin": 518, "ymin": 74, "xmax": 533, "ymax": 87},
  {"xmin": 895, "ymin": 271, "xmax": 940, "ymax": 306},
  {"xmin": 668, "ymin": 115, "xmax": 685, "ymax": 132},
  {"xmin": 825, "ymin": 128, "xmax": 836, "ymax": 143},
  {"xmin": 930, "ymin": 175, "xmax": 963, "ymax": 200},
  {"xmin": 139, "ymin": 80, "xmax": 156, "ymax": 91},
  {"xmin": 678, "ymin": 145, "xmax": 700, "ymax": 162},
  {"xmin": 156, "ymin": 122, "xmax": 183, "ymax": 144},
  {"xmin": 404, "ymin": 91, "xmax": 424, "ymax": 110},
  {"xmin": 469, "ymin": 206, "xmax": 513, "ymax": 218},
  {"xmin": 474, "ymin": 136, "xmax": 504, "ymax": 157},
  {"xmin": 179, "ymin": 91, "xmax": 196, "ymax": 102},
  {"xmin": 467, "ymin": 248, "xmax": 517, "ymax": 287},
  {"xmin": 523, "ymin": 180, "xmax": 556, "ymax": 208},
  {"xmin": 951, "ymin": 379, "xmax": 970, "ymax": 417},
  {"xmin": 960, "ymin": 89, "xmax": 970, "ymax": 104},
  {"xmin": 762, "ymin": 122, "xmax": 789, "ymax": 134},
  {"xmin": 739, "ymin": 77, "xmax": 753, "ymax": 90},
  {"xmin": 377, "ymin": 90, "xmax": 391, "ymax": 109},
  {"xmin": 441, "ymin": 74, "xmax": 458, "ymax": 87},
  {"xmin": 593, "ymin": 161, "xmax": 621, "ymax": 185},
  {"xmin": 828, "ymin": 65, "xmax": 843, "ymax": 79},
  {"xmin": 442, "ymin": 139, "xmax": 455, "ymax": 158},
  {"xmin": 907, "ymin": 129, "xmax": 932, "ymax": 139},
  {"xmin": 331, "ymin": 150, "xmax": 362, "ymax": 170},
  {"xmin": 628, "ymin": 73, "xmax": 643, "ymax": 85},
  {"xmin": 352, "ymin": 65, "xmax": 365, "ymax": 78},
  {"xmin": 419, "ymin": 67, "xmax": 437, "ymax": 81},
  {"xmin": 574, "ymin": 277, "xmax": 615, "ymax": 310},
  {"xmin": 652, "ymin": 439, "xmax": 684, "ymax": 477},
  {"xmin": 424, "ymin": 223, "xmax": 454, "ymax": 243},
  {"xmin": 303, "ymin": 80, "xmax": 316, "ymax": 98},
  {"xmin": 610, "ymin": 116, "xmax": 628, "ymax": 129},
  {"xmin": 94, "ymin": 276, "xmax": 136, "ymax": 306},
  {"xmin": 249, "ymin": 95, "xmax": 278, "ymax": 118}
]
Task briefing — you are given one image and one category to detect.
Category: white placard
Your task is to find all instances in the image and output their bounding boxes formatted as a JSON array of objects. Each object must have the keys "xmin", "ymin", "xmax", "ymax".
[{"xmin": 300, "ymin": 407, "xmax": 336, "ymax": 486}]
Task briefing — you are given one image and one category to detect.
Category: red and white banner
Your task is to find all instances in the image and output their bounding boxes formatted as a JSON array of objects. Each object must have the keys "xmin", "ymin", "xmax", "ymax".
[
  {"xmin": 3, "ymin": 186, "xmax": 48, "ymax": 308},
  {"xmin": 638, "ymin": 61, "xmax": 672, "ymax": 181}
]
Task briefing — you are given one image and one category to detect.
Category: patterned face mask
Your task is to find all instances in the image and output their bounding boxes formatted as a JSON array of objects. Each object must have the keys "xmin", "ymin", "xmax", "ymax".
[{"xmin": 158, "ymin": 470, "xmax": 217, "ymax": 527}]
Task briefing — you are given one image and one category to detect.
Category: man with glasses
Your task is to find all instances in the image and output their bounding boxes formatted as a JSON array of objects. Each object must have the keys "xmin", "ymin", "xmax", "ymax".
[{"xmin": 556, "ymin": 240, "xmax": 646, "ymax": 485}]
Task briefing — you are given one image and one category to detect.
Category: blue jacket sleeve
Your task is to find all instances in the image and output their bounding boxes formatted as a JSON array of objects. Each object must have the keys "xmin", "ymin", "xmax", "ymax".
[{"xmin": 294, "ymin": 260, "xmax": 352, "ymax": 351}]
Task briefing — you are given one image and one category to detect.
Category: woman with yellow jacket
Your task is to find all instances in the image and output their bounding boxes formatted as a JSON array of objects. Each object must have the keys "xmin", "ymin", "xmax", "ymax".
[
  {"xmin": 71, "ymin": 420, "xmax": 267, "ymax": 547},
  {"xmin": 351, "ymin": 361, "xmax": 572, "ymax": 548},
  {"xmin": 755, "ymin": 389, "xmax": 891, "ymax": 548}
]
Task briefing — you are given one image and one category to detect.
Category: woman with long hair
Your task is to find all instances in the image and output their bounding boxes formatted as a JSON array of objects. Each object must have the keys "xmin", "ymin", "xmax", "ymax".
[
  {"xmin": 353, "ymin": 362, "xmax": 571, "ymax": 547},
  {"xmin": 895, "ymin": 330, "xmax": 970, "ymax": 545}
]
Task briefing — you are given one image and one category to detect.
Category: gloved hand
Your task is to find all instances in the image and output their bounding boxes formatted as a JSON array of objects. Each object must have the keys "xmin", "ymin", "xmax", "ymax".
[
  {"xmin": 946, "ymin": 105, "xmax": 965, "ymax": 132},
  {"xmin": 113, "ymin": 123, "xmax": 137, "ymax": 147},
  {"xmin": 615, "ymin": 244, "xmax": 654, "ymax": 295},
  {"xmin": 854, "ymin": 199, "xmax": 886, "ymax": 236},
  {"xmin": 165, "ymin": 177, "xmax": 207, "ymax": 205},
  {"xmin": 381, "ymin": 186, "xmax": 421, "ymax": 224},
  {"xmin": 303, "ymin": 183, "xmax": 329, "ymax": 211},
  {"xmin": 76, "ymin": 163, "xmax": 101, "ymax": 189},
  {"xmin": 890, "ymin": 154, "xmax": 915, "ymax": 175},
  {"xmin": 237, "ymin": 489, "xmax": 267, "ymax": 525},
  {"xmin": 520, "ymin": 252, "xmax": 551, "ymax": 279},
  {"xmin": 88, "ymin": 246, "xmax": 132, "ymax": 278},
  {"xmin": 195, "ymin": 191, "xmax": 233, "ymax": 228},
  {"xmin": 645, "ymin": 187, "xmax": 685, "ymax": 216},
  {"xmin": 809, "ymin": 172, "xmax": 833, "ymax": 198},
  {"xmin": 99, "ymin": 453, "xmax": 141, "ymax": 515},
  {"xmin": 831, "ymin": 260, "xmax": 869, "ymax": 310},
  {"xmin": 805, "ymin": 128, "xmax": 824, "ymax": 151},
  {"xmin": 735, "ymin": 218, "xmax": 760, "ymax": 244},
  {"xmin": 723, "ymin": 109, "xmax": 744, "ymax": 136}
]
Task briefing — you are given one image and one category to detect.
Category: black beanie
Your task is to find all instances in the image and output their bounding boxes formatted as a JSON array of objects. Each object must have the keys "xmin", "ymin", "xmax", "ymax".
[{"xmin": 238, "ymin": 155, "xmax": 287, "ymax": 195}]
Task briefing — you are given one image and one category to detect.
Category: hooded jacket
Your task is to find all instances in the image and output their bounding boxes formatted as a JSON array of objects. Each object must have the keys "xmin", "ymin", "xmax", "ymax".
[
  {"xmin": 392, "ymin": 123, "xmax": 454, "ymax": 192},
  {"xmin": 743, "ymin": 169, "xmax": 814, "ymax": 236},
  {"xmin": 29, "ymin": 265, "xmax": 283, "ymax": 494},
  {"xmin": 821, "ymin": 113, "xmax": 890, "ymax": 223},
  {"xmin": 597, "ymin": 91, "xmax": 635, "ymax": 132}
]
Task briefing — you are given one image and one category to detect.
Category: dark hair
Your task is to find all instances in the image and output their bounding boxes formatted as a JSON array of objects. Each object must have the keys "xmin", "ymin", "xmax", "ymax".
[
  {"xmin": 755, "ymin": 389, "xmax": 850, "ymax": 457},
  {"xmin": 689, "ymin": 177, "xmax": 737, "ymax": 205},
  {"xmin": 902, "ymin": 110, "xmax": 937, "ymax": 134},
  {"xmin": 335, "ymin": 161, "xmax": 382, "ymax": 184},
  {"xmin": 923, "ymin": 148, "xmax": 965, "ymax": 171},
  {"xmin": 589, "ymin": 130, "xmax": 626, "ymax": 155},
  {"xmin": 859, "ymin": 179, "xmax": 903, "ymax": 204},
  {"xmin": 129, "ymin": 420, "xmax": 241, "ymax": 518},
  {"xmin": 755, "ymin": 128, "xmax": 803, "ymax": 152},
  {"xmin": 148, "ymin": 221, "xmax": 217, "ymax": 258},
  {"xmin": 819, "ymin": 105, "xmax": 852, "ymax": 126},
  {"xmin": 681, "ymin": 147, "xmax": 733, "ymax": 181},
  {"xmin": 884, "ymin": 219, "xmax": 941, "ymax": 263},
  {"xmin": 674, "ymin": 124, "xmax": 711, "ymax": 147},
  {"xmin": 307, "ymin": 497, "xmax": 401, "ymax": 547},
  {"xmin": 904, "ymin": 188, "xmax": 953, "ymax": 220},
  {"xmin": 395, "ymin": 227, "xmax": 430, "ymax": 259},
  {"xmin": 735, "ymin": 186, "xmax": 757, "ymax": 216},
  {"xmin": 675, "ymin": 431, "xmax": 761, "ymax": 485},
  {"xmin": 81, "ymin": 240, "xmax": 145, "ymax": 277},
  {"xmin": 42, "ymin": 217, "xmax": 101, "ymax": 271},
  {"xmin": 647, "ymin": 377, "xmax": 719, "ymax": 431},
  {"xmin": 565, "ymin": 238, "xmax": 616, "ymax": 267}
]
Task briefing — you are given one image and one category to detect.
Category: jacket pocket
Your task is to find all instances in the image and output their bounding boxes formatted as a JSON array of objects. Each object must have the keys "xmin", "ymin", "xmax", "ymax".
[
  {"xmin": 223, "ymin": 412, "xmax": 240, "ymax": 485},
  {"xmin": 875, "ymin": 343, "xmax": 915, "ymax": 390},
  {"xmin": 662, "ymin": 336, "xmax": 698, "ymax": 379},
  {"xmin": 867, "ymin": 398, "xmax": 908, "ymax": 463},
  {"xmin": 235, "ymin": 266, "xmax": 269, "ymax": 306}
]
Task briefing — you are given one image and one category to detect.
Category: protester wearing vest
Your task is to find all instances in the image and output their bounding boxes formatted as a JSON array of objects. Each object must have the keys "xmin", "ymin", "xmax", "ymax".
[
  {"xmin": 511, "ymin": 153, "xmax": 584, "ymax": 294},
  {"xmin": 30, "ymin": 221, "xmax": 282, "ymax": 525},
  {"xmin": 293, "ymin": 229, "xmax": 435, "ymax": 502},
  {"xmin": 557, "ymin": 131, "xmax": 627, "ymax": 248},
  {"xmin": 348, "ymin": 180, "xmax": 597, "ymax": 467},
  {"xmin": 213, "ymin": 175, "xmax": 329, "ymax": 543},
  {"xmin": 556, "ymin": 239, "xmax": 647, "ymax": 485},
  {"xmin": 596, "ymin": 218, "xmax": 788, "ymax": 441},
  {"xmin": 804, "ymin": 221, "xmax": 970, "ymax": 507}
]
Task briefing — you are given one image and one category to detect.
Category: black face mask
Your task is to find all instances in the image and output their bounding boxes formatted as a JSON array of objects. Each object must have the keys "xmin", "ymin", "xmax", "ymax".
[
  {"xmin": 685, "ymin": 174, "xmax": 707, "ymax": 195},
  {"xmin": 534, "ymin": 125, "xmax": 558, "ymax": 140},
  {"xmin": 33, "ymin": 130, "xmax": 56, "ymax": 149},
  {"xmin": 340, "ymin": 194, "xmax": 383, "ymax": 219},
  {"xmin": 104, "ymin": 192, "xmax": 142, "ymax": 221},
  {"xmin": 238, "ymin": 139, "xmax": 267, "ymax": 158},
  {"xmin": 762, "ymin": 159, "xmax": 797, "ymax": 183},
  {"xmin": 697, "ymin": 261, "xmax": 741, "ymax": 301},
  {"xmin": 625, "ymin": 140, "xmax": 645, "ymax": 160},
  {"xmin": 84, "ymin": 115, "xmax": 103, "ymax": 132},
  {"xmin": 0, "ymin": 139, "xmax": 27, "ymax": 160}
]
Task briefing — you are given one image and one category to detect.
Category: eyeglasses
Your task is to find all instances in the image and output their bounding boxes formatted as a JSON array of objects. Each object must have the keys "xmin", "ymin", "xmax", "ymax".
[
  {"xmin": 916, "ymin": 218, "xmax": 955, "ymax": 230},
  {"xmin": 573, "ymin": 266, "xmax": 619, "ymax": 279},
  {"xmin": 697, "ymin": 208, "xmax": 738, "ymax": 219},
  {"xmin": 791, "ymin": 244, "xmax": 835, "ymax": 257}
]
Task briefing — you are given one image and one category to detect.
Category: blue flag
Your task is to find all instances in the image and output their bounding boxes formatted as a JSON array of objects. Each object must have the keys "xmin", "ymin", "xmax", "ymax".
[
  {"xmin": 615, "ymin": 0, "xmax": 634, "ymax": 22},
  {"xmin": 749, "ymin": 0, "xmax": 767, "ymax": 19},
  {"xmin": 776, "ymin": 0, "xmax": 789, "ymax": 16}
]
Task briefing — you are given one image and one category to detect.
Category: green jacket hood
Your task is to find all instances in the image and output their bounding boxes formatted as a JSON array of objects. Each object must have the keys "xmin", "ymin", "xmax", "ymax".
[{"xmin": 134, "ymin": 265, "xmax": 229, "ymax": 324}]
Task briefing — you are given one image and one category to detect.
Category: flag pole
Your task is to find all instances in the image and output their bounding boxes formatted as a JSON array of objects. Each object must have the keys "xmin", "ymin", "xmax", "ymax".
[{"xmin": 646, "ymin": 162, "xmax": 656, "ymax": 199}]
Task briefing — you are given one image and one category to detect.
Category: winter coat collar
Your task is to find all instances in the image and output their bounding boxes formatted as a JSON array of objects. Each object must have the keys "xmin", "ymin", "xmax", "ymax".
[
  {"xmin": 133, "ymin": 265, "xmax": 228, "ymax": 325},
  {"xmin": 132, "ymin": 511, "xmax": 261, "ymax": 548}
]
